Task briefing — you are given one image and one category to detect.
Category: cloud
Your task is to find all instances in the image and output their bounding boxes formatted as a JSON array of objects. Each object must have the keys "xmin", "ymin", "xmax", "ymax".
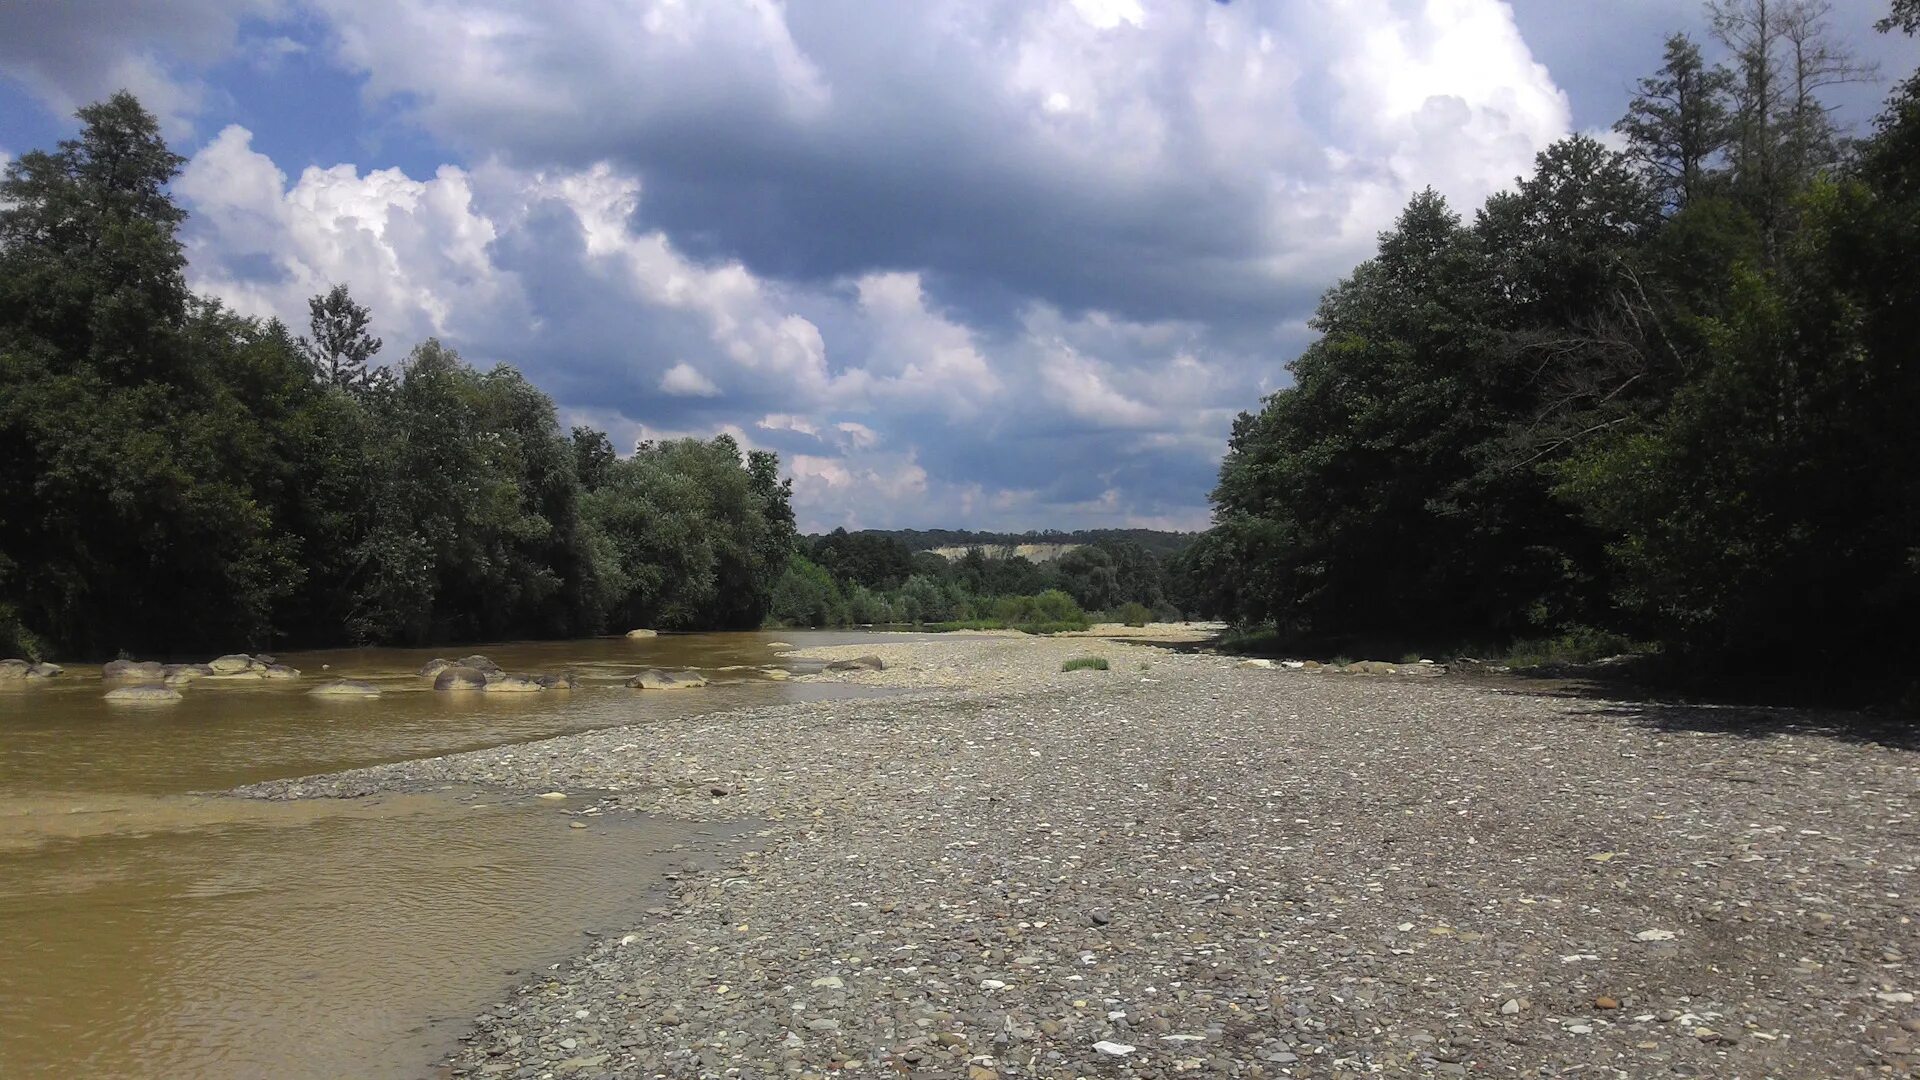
[
  {"xmin": 0, "ymin": 0, "xmax": 284, "ymax": 135},
  {"xmin": 660, "ymin": 362, "xmax": 720, "ymax": 397},
  {"xmin": 307, "ymin": 0, "xmax": 1570, "ymax": 326}
]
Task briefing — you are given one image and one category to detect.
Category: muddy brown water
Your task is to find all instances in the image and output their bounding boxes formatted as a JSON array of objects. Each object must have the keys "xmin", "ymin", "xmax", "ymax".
[{"xmin": 0, "ymin": 631, "xmax": 906, "ymax": 1079}]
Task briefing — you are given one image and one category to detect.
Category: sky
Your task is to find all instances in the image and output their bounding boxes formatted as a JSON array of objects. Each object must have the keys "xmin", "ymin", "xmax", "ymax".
[{"xmin": 1, "ymin": 1, "xmax": 1913, "ymax": 533}]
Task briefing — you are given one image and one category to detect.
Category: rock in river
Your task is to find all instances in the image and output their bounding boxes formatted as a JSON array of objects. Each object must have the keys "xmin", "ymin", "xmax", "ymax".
[
  {"xmin": 418, "ymin": 658, "xmax": 455, "ymax": 678},
  {"xmin": 103, "ymin": 658, "xmax": 164, "ymax": 680},
  {"xmin": 535, "ymin": 673, "xmax": 578, "ymax": 690},
  {"xmin": 208, "ymin": 653, "xmax": 261, "ymax": 674},
  {"xmin": 0, "ymin": 659, "xmax": 29, "ymax": 679},
  {"xmin": 262, "ymin": 664, "xmax": 301, "ymax": 680},
  {"xmin": 627, "ymin": 668, "xmax": 708, "ymax": 690},
  {"xmin": 25, "ymin": 662, "xmax": 62, "ymax": 679},
  {"xmin": 481, "ymin": 676, "xmax": 545, "ymax": 693},
  {"xmin": 625, "ymin": 629, "xmax": 658, "ymax": 638},
  {"xmin": 311, "ymin": 680, "xmax": 382, "ymax": 698},
  {"xmin": 434, "ymin": 666, "xmax": 489, "ymax": 691},
  {"xmin": 105, "ymin": 684, "xmax": 183, "ymax": 704}
]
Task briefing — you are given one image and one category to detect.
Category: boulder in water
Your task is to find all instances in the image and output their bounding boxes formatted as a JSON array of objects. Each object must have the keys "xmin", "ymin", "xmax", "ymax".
[
  {"xmin": 535, "ymin": 673, "xmax": 577, "ymax": 690},
  {"xmin": 208, "ymin": 653, "xmax": 259, "ymax": 674},
  {"xmin": 0, "ymin": 659, "xmax": 29, "ymax": 680},
  {"xmin": 481, "ymin": 675, "xmax": 544, "ymax": 693},
  {"xmin": 625, "ymin": 629, "xmax": 658, "ymax": 638},
  {"xmin": 626, "ymin": 668, "xmax": 707, "ymax": 690},
  {"xmin": 418, "ymin": 658, "xmax": 455, "ymax": 678},
  {"xmin": 103, "ymin": 658, "xmax": 164, "ymax": 680},
  {"xmin": 311, "ymin": 680, "xmax": 381, "ymax": 698},
  {"xmin": 25, "ymin": 662, "xmax": 62, "ymax": 679},
  {"xmin": 433, "ymin": 665, "xmax": 489, "ymax": 691},
  {"xmin": 261, "ymin": 664, "xmax": 300, "ymax": 680},
  {"xmin": 105, "ymin": 684, "xmax": 182, "ymax": 704},
  {"xmin": 455, "ymin": 654, "xmax": 503, "ymax": 675}
]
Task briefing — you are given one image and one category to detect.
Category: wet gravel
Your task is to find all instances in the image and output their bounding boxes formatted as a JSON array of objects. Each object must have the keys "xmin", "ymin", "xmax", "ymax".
[{"xmin": 239, "ymin": 636, "xmax": 1920, "ymax": 1078}]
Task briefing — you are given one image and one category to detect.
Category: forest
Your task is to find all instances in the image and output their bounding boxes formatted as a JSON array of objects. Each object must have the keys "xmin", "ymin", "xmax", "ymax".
[
  {"xmin": 1183, "ymin": 1, "xmax": 1920, "ymax": 702},
  {"xmin": 766, "ymin": 529, "xmax": 1188, "ymax": 631},
  {"xmin": 0, "ymin": 95, "xmax": 796, "ymax": 659}
]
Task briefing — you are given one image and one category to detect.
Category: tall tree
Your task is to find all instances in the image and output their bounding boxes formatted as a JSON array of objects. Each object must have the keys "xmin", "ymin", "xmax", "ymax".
[
  {"xmin": 298, "ymin": 283, "xmax": 384, "ymax": 390},
  {"xmin": 1616, "ymin": 34, "xmax": 1736, "ymax": 211}
]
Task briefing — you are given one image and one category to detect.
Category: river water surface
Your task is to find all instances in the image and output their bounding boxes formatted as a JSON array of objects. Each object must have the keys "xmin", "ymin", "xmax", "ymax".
[{"xmin": 0, "ymin": 631, "xmax": 902, "ymax": 1079}]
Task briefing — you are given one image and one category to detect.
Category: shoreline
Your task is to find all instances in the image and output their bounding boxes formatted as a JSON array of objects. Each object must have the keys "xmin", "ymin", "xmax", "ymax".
[{"xmin": 234, "ymin": 635, "xmax": 1919, "ymax": 1078}]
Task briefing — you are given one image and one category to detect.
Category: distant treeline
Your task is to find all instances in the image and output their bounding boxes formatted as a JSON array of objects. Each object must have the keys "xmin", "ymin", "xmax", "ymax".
[
  {"xmin": 768, "ymin": 528, "xmax": 1188, "ymax": 630},
  {"xmin": 0, "ymin": 94, "xmax": 795, "ymax": 660},
  {"xmin": 1182, "ymin": 3, "xmax": 1920, "ymax": 702}
]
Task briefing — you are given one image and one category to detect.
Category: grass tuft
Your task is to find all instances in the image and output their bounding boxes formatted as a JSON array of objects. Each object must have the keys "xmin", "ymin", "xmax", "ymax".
[{"xmin": 1061, "ymin": 656, "xmax": 1110, "ymax": 672}]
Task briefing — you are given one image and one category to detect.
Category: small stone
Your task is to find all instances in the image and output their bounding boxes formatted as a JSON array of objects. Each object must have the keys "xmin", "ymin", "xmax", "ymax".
[
  {"xmin": 806, "ymin": 1018, "xmax": 840, "ymax": 1032},
  {"xmin": 968, "ymin": 1068, "xmax": 998, "ymax": 1080},
  {"xmin": 811, "ymin": 976, "xmax": 844, "ymax": 989},
  {"xmin": 1500, "ymin": 998, "xmax": 1523, "ymax": 1015},
  {"xmin": 1595, "ymin": 996, "xmax": 1621, "ymax": 1010},
  {"xmin": 1635, "ymin": 929, "xmax": 1677, "ymax": 942},
  {"xmin": 569, "ymin": 821, "xmax": 587, "ymax": 829},
  {"xmin": 1093, "ymin": 1040, "xmax": 1137, "ymax": 1056},
  {"xmin": 537, "ymin": 792, "xmax": 568, "ymax": 800}
]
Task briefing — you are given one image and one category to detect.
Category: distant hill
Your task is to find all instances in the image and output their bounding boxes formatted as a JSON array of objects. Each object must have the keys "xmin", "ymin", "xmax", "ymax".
[{"xmin": 809, "ymin": 528, "xmax": 1201, "ymax": 559}]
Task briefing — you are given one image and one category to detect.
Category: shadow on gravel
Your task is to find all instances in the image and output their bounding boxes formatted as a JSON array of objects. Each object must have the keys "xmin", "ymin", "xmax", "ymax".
[{"xmin": 1483, "ymin": 676, "xmax": 1919, "ymax": 751}]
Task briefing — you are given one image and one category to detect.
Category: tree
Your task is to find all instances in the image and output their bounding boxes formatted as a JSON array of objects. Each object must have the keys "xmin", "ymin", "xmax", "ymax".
[
  {"xmin": 1881, "ymin": 0, "xmax": 1919, "ymax": 34},
  {"xmin": 298, "ymin": 283, "xmax": 384, "ymax": 390},
  {"xmin": 0, "ymin": 90, "xmax": 188, "ymax": 374},
  {"xmin": 1616, "ymin": 34, "xmax": 1736, "ymax": 211}
]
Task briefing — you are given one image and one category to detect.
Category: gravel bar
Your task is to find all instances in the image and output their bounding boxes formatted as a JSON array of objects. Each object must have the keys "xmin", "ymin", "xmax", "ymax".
[{"xmin": 237, "ymin": 636, "xmax": 1920, "ymax": 1078}]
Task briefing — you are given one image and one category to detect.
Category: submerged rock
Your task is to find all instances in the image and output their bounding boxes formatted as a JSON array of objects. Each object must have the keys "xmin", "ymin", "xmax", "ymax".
[
  {"xmin": 626, "ymin": 668, "xmax": 708, "ymax": 690},
  {"xmin": 481, "ymin": 675, "xmax": 544, "ymax": 693},
  {"xmin": 534, "ymin": 672, "xmax": 578, "ymax": 690},
  {"xmin": 105, "ymin": 684, "xmax": 182, "ymax": 704},
  {"xmin": 262, "ymin": 664, "xmax": 301, "ymax": 680},
  {"xmin": 625, "ymin": 629, "xmax": 658, "ymax": 638},
  {"xmin": 418, "ymin": 658, "xmax": 455, "ymax": 678},
  {"xmin": 310, "ymin": 680, "xmax": 381, "ymax": 698},
  {"xmin": 433, "ymin": 665, "xmax": 489, "ymax": 691},
  {"xmin": 25, "ymin": 662, "xmax": 62, "ymax": 679},
  {"xmin": 103, "ymin": 658, "xmax": 164, "ymax": 680}
]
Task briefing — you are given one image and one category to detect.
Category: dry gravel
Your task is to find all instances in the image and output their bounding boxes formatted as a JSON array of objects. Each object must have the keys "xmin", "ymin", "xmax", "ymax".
[{"xmin": 240, "ymin": 636, "xmax": 1920, "ymax": 1079}]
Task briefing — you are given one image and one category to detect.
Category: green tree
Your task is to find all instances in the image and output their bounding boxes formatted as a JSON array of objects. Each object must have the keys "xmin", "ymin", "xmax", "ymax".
[
  {"xmin": 298, "ymin": 283, "xmax": 385, "ymax": 390},
  {"xmin": 1617, "ymin": 34, "xmax": 1736, "ymax": 211}
]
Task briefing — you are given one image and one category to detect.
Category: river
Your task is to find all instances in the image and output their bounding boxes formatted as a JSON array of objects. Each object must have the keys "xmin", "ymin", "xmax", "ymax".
[{"xmin": 0, "ymin": 630, "xmax": 904, "ymax": 1079}]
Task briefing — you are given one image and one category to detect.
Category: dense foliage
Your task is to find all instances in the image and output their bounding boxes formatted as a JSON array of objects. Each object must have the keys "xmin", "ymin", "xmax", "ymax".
[
  {"xmin": 768, "ymin": 530, "xmax": 1182, "ymax": 630},
  {"xmin": 0, "ymin": 94, "xmax": 796, "ymax": 659},
  {"xmin": 1191, "ymin": 2, "xmax": 1919, "ymax": 699}
]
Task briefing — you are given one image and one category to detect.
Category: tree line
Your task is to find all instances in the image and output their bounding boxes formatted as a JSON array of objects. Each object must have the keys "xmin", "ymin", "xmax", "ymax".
[
  {"xmin": 1183, "ymin": 0, "xmax": 1919, "ymax": 702},
  {"xmin": 0, "ymin": 94, "xmax": 796, "ymax": 660},
  {"xmin": 768, "ymin": 529, "xmax": 1187, "ymax": 631}
]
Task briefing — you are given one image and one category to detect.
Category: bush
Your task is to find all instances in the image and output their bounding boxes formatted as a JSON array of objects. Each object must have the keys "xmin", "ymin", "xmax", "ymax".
[
  {"xmin": 1109, "ymin": 601, "xmax": 1154, "ymax": 627},
  {"xmin": 1501, "ymin": 627, "xmax": 1642, "ymax": 669},
  {"xmin": 1061, "ymin": 656, "xmax": 1109, "ymax": 672}
]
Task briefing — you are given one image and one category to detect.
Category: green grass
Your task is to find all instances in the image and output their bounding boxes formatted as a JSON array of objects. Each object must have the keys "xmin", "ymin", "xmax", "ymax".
[{"xmin": 1061, "ymin": 656, "xmax": 1110, "ymax": 672}]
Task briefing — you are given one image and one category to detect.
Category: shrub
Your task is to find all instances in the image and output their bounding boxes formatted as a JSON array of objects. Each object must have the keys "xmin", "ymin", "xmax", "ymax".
[
  {"xmin": 1110, "ymin": 601, "xmax": 1154, "ymax": 627},
  {"xmin": 1061, "ymin": 656, "xmax": 1109, "ymax": 672}
]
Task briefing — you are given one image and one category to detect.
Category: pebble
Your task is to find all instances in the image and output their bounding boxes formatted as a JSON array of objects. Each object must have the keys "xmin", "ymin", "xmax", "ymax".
[{"xmin": 232, "ymin": 636, "xmax": 1920, "ymax": 1080}]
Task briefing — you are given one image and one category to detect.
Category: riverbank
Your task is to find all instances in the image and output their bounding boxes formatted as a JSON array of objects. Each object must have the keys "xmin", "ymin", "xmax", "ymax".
[{"xmin": 240, "ymin": 635, "xmax": 1919, "ymax": 1078}]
